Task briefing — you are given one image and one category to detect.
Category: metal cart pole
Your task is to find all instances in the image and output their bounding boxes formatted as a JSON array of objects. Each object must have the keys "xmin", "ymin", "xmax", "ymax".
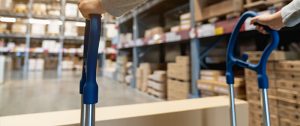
[
  {"xmin": 80, "ymin": 15, "xmax": 101, "ymax": 126},
  {"xmin": 226, "ymin": 11, "xmax": 279, "ymax": 126}
]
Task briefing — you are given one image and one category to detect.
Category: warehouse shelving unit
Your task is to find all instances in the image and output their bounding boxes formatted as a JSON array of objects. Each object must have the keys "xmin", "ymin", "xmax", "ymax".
[
  {"xmin": 116, "ymin": 0, "xmax": 300, "ymax": 98},
  {"xmin": 0, "ymin": 0, "xmax": 86, "ymax": 76}
]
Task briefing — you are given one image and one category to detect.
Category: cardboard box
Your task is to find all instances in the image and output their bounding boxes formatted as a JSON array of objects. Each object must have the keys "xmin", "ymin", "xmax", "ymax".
[
  {"xmin": 167, "ymin": 78, "xmax": 190, "ymax": 100},
  {"xmin": 32, "ymin": 3, "xmax": 47, "ymax": 16},
  {"xmin": 167, "ymin": 63, "xmax": 190, "ymax": 81},
  {"xmin": 12, "ymin": 23, "xmax": 27, "ymax": 34},
  {"xmin": 194, "ymin": 0, "xmax": 243, "ymax": 22},
  {"xmin": 170, "ymin": 26, "xmax": 181, "ymax": 32},
  {"xmin": 180, "ymin": 13, "xmax": 191, "ymax": 21},
  {"xmin": 175, "ymin": 56, "xmax": 190, "ymax": 65}
]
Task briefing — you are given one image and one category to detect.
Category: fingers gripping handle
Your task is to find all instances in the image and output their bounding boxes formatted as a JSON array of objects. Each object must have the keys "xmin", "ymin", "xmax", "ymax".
[
  {"xmin": 83, "ymin": 15, "xmax": 101, "ymax": 104},
  {"xmin": 226, "ymin": 11, "xmax": 280, "ymax": 89},
  {"xmin": 80, "ymin": 20, "xmax": 90, "ymax": 94}
]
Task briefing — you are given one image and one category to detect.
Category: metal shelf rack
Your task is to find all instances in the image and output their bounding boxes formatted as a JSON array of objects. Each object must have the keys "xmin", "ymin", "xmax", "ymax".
[{"xmin": 0, "ymin": 0, "xmax": 86, "ymax": 76}]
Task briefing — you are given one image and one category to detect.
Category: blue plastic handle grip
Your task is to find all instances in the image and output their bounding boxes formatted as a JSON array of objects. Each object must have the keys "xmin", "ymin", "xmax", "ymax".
[
  {"xmin": 83, "ymin": 15, "xmax": 101, "ymax": 104},
  {"xmin": 79, "ymin": 20, "xmax": 90, "ymax": 94},
  {"xmin": 226, "ymin": 11, "xmax": 280, "ymax": 89}
]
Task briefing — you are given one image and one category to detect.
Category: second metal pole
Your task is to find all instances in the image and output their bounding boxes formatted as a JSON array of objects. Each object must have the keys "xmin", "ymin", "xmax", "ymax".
[
  {"xmin": 261, "ymin": 89, "xmax": 271, "ymax": 126},
  {"xmin": 80, "ymin": 96, "xmax": 86, "ymax": 126},
  {"xmin": 229, "ymin": 84, "xmax": 237, "ymax": 126},
  {"xmin": 84, "ymin": 104, "xmax": 95, "ymax": 126}
]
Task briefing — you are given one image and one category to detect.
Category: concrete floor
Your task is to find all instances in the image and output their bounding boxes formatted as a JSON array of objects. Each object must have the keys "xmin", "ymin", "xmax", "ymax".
[{"xmin": 0, "ymin": 71, "xmax": 159, "ymax": 116}]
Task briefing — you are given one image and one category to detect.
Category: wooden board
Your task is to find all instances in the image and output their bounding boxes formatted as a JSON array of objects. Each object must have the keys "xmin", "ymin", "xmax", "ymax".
[
  {"xmin": 275, "ymin": 71, "xmax": 300, "ymax": 81},
  {"xmin": 277, "ymin": 89, "xmax": 298, "ymax": 104},
  {"xmin": 276, "ymin": 79, "xmax": 300, "ymax": 91},
  {"xmin": 0, "ymin": 96, "xmax": 248, "ymax": 126},
  {"xmin": 147, "ymin": 80, "xmax": 166, "ymax": 91},
  {"xmin": 275, "ymin": 60, "xmax": 300, "ymax": 72},
  {"xmin": 244, "ymin": 69, "xmax": 276, "ymax": 79},
  {"xmin": 245, "ymin": 51, "xmax": 298, "ymax": 61},
  {"xmin": 245, "ymin": 79, "xmax": 276, "ymax": 88}
]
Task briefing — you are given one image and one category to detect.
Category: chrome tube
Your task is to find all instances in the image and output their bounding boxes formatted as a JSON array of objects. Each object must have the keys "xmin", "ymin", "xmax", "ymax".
[
  {"xmin": 229, "ymin": 84, "xmax": 237, "ymax": 126},
  {"xmin": 261, "ymin": 89, "xmax": 271, "ymax": 126},
  {"xmin": 84, "ymin": 104, "xmax": 95, "ymax": 126},
  {"xmin": 80, "ymin": 96, "xmax": 86, "ymax": 126}
]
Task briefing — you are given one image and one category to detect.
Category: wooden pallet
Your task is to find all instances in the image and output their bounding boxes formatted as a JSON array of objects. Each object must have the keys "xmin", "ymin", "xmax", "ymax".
[{"xmin": 275, "ymin": 61, "xmax": 300, "ymax": 72}]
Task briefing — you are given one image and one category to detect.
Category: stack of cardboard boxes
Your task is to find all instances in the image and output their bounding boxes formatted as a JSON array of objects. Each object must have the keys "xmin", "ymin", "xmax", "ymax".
[
  {"xmin": 147, "ymin": 70, "xmax": 167, "ymax": 99},
  {"xmin": 245, "ymin": 51, "xmax": 298, "ymax": 126},
  {"xmin": 137, "ymin": 63, "xmax": 151, "ymax": 92},
  {"xmin": 275, "ymin": 61, "xmax": 300, "ymax": 126},
  {"xmin": 197, "ymin": 70, "xmax": 245, "ymax": 98},
  {"xmin": 167, "ymin": 56, "xmax": 190, "ymax": 100},
  {"xmin": 116, "ymin": 56, "xmax": 128, "ymax": 84},
  {"xmin": 180, "ymin": 13, "xmax": 191, "ymax": 31},
  {"xmin": 125, "ymin": 62, "xmax": 132, "ymax": 85}
]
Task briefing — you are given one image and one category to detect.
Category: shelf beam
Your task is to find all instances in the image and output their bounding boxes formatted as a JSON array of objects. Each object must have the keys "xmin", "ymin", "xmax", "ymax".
[{"xmin": 118, "ymin": 0, "xmax": 164, "ymax": 24}]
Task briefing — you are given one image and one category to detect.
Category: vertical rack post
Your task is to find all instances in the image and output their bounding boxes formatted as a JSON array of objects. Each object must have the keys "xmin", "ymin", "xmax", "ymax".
[
  {"xmin": 101, "ymin": 17, "xmax": 107, "ymax": 76},
  {"xmin": 23, "ymin": 0, "xmax": 33, "ymax": 76},
  {"xmin": 189, "ymin": 0, "xmax": 200, "ymax": 98},
  {"xmin": 57, "ymin": 0, "xmax": 66, "ymax": 77},
  {"xmin": 131, "ymin": 10, "xmax": 139, "ymax": 88}
]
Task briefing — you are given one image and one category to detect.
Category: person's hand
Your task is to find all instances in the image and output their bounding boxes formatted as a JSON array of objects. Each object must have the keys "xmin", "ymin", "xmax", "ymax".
[
  {"xmin": 78, "ymin": 0, "xmax": 105, "ymax": 19},
  {"xmin": 250, "ymin": 11, "xmax": 284, "ymax": 34}
]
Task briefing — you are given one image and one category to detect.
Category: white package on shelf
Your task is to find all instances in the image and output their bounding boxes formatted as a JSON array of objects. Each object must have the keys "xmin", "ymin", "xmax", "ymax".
[
  {"xmin": 47, "ymin": 23, "xmax": 60, "ymax": 35},
  {"xmin": 0, "ymin": 0, "xmax": 12, "ymax": 10},
  {"xmin": 31, "ymin": 24, "xmax": 46, "ymax": 35},
  {"xmin": 165, "ymin": 32, "xmax": 181, "ymax": 42},
  {"xmin": 65, "ymin": 3, "xmax": 78, "ymax": 18},
  {"xmin": 62, "ymin": 60, "xmax": 74, "ymax": 70},
  {"xmin": 197, "ymin": 24, "xmax": 215, "ymax": 37},
  {"xmin": 0, "ymin": 56, "xmax": 5, "ymax": 84},
  {"xmin": 65, "ymin": 22, "xmax": 78, "ymax": 36},
  {"xmin": 29, "ymin": 59, "xmax": 36, "ymax": 71},
  {"xmin": 35, "ymin": 59, "xmax": 44, "ymax": 71},
  {"xmin": 12, "ymin": 23, "xmax": 27, "ymax": 34}
]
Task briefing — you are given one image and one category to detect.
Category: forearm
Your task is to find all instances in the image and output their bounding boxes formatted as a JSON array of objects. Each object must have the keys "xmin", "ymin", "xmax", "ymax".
[
  {"xmin": 102, "ymin": 0, "xmax": 146, "ymax": 17},
  {"xmin": 281, "ymin": 0, "xmax": 300, "ymax": 27}
]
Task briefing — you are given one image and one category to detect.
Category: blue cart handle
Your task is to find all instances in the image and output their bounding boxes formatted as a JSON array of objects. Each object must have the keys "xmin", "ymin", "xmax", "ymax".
[
  {"xmin": 226, "ymin": 11, "xmax": 280, "ymax": 89},
  {"xmin": 83, "ymin": 15, "xmax": 101, "ymax": 104},
  {"xmin": 79, "ymin": 20, "xmax": 90, "ymax": 94}
]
